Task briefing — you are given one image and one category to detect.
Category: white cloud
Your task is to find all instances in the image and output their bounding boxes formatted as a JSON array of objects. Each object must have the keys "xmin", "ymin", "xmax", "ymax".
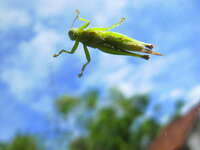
[
  {"xmin": 182, "ymin": 85, "xmax": 200, "ymax": 112},
  {"xmin": 0, "ymin": 24, "xmax": 64, "ymax": 101},
  {"xmin": 34, "ymin": 0, "xmax": 98, "ymax": 18},
  {"xmin": 32, "ymin": 95, "xmax": 55, "ymax": 115},
  {"xmin": 188, "ymin": 85, "xmax": 200, "ymax": 101},
  {"xmin": 1, "ymin": 68, "xmax": 36, "ymax": 99},
  {"xmin": 159, "ymin": 88, "xmax": 185, "ymax": 102},
  {"xmin": 94, "ymin": 0, "xmax": 128, "ymax": 26},
  {"xmin": 159, "ymin": 114, "xmax": 170, "ymax": 124},
  {"xmin": 169, "ymin": 89, "xmax": 184, "ymax": 99},
  {"xmin": 0, "ymin": 8, "xmax": 31, "ymax": 30},
  {"xmin": 34, "ymin": 0, "xmax": 70, "ymax": 17},
  {"xmin": 131, "ymin": 0, "xmax": 188, "ymax": 10},
  {"xmin": 32, "ymin": 0, "xmax": 128, "ymax": 22}
]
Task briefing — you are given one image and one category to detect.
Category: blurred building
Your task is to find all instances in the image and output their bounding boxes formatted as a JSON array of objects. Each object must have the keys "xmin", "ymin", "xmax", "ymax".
[{"xmin": 147, "ymin": 103, "xmax": 200, "ymax": 150}]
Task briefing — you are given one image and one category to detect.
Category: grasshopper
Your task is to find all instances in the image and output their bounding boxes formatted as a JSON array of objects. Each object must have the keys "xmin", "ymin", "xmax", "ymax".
[{"xmin": 53, "ymin": 10, "xmax": 163, "ymax": 77}]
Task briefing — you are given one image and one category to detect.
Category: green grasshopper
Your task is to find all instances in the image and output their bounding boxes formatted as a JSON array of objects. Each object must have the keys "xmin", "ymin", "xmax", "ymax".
[{"xmin": 53, "ymin": 10, "xmax": 163, "ymax": 77}]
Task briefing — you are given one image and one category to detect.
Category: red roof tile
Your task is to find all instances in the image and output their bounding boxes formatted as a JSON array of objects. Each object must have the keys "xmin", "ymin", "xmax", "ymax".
[{"xmin": 147, "ymin": 103, "xmax": 200, "ymax": 150}]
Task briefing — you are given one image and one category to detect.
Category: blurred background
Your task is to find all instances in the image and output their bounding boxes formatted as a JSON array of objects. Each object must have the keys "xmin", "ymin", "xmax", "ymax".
[{"xmin": 0, "ymin": 0, "xmax": 200, "ymax": 150}]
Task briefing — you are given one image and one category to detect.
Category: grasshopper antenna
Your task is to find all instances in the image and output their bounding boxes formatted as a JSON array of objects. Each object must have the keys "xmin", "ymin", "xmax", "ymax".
[{"xmin": 70, "ymin": 9, "xmax": 80, "ymax": 28}]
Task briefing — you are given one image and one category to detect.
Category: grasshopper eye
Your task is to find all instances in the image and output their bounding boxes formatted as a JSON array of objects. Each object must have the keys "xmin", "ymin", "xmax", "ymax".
[{"xmin": 68, "ymin": 29, "xmax": 77, "ymax": 40}]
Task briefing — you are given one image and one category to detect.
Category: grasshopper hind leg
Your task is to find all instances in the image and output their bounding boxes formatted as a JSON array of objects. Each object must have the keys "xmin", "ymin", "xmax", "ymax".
[
  {"xmin": 98, "ymin": 45, "xmax": 150, "ymax": 60},
  {"xmin": 90, "ymin": 17, "xmax": 125, "ymax": 31}
]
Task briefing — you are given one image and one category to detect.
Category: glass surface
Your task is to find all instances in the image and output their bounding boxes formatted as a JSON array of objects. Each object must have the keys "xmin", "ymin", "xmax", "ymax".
[{"xmin": 0, "ymin": 0, "xmax": 199, "ymax": 149}]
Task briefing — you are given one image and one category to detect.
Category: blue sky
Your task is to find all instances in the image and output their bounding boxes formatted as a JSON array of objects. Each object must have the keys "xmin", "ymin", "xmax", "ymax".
[{"xmin": 0, "ymin": 0, "xmax": 200, "ymax": 142}]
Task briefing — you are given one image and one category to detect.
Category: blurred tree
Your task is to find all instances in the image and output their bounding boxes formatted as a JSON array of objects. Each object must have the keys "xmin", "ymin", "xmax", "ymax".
[
  {"xmin": 0, "ymin": 89, "xmax": 184, "ymax": 150},
  {"xmin": 0, "ymin": 134, "xmax": 43, "ymax": 150},
  {"xmin": 0, "ymin": 143, "xmax": 7, "ymax": 150},
  {"xmin": 83, "ymin": 90, "xmax": 99, "ymax": 110},
  {"xmin": 54, "ymin": 89, "xmax": 183, "ymax": 150},
  {"xmin": 55, "ymin": 95, "xmax": 80, "ymax": 117},
  {"xmin": 55, "ymin": 89, "xmax": 99, "ymax": 117},
  {"xmin": 69, "ymin": 91, "xmax": 160, "ymax": 150}
]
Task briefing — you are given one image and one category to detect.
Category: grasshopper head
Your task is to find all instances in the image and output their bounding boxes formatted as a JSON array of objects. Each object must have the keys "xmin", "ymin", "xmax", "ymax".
[{"xmin": 68, "ymin": 28, "xmax": 78, "ymax": 40}]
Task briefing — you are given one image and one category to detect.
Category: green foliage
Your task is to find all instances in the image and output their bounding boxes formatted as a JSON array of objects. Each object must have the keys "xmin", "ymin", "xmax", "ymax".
[
  {"xmin": 0, "ymin": 143, "xmax": 7, "ymax": 150},
  {"xmin": 0, "ymin": 134, "xmax": 42, "ymax": 150},
  {"xmin": 0, "ymin": 89, "xmax": 184, "ymax": 150},
  {"xmin": 83, "ymin": 90, "xmax": 99, "ymax": 109},
  {"xmin": 52, "ymin": 89, "xmax": 184, "ymax": 150},
  {"xmin": 55, "ymin": 95, "xmax": 79, "ymax": 116},
  {"xmin": 67, "ymin": 89, "xmax": 161, "ymax": 150},
  {"xmin": 170, "ymin": 99, "xmax": 185, "ymax": 121},
  {"xmin": 69, "ymin": 137, "xmax": 88, "ymax": 150}
]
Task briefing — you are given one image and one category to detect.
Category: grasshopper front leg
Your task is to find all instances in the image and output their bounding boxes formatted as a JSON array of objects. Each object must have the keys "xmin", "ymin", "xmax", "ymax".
[
  {"xmin": 53, "ymin": 41, "xmax": 79, "ymax": 57},
  {"xmin": 78, "ymin": 44, "xmax": 91, "ymax": 78}
]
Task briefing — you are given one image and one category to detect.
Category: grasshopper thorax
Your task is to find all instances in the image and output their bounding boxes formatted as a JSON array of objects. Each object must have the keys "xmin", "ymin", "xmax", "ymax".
[{"xmin": 68, "ymin": 28, "xmax": 79, "ymax": 41}]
